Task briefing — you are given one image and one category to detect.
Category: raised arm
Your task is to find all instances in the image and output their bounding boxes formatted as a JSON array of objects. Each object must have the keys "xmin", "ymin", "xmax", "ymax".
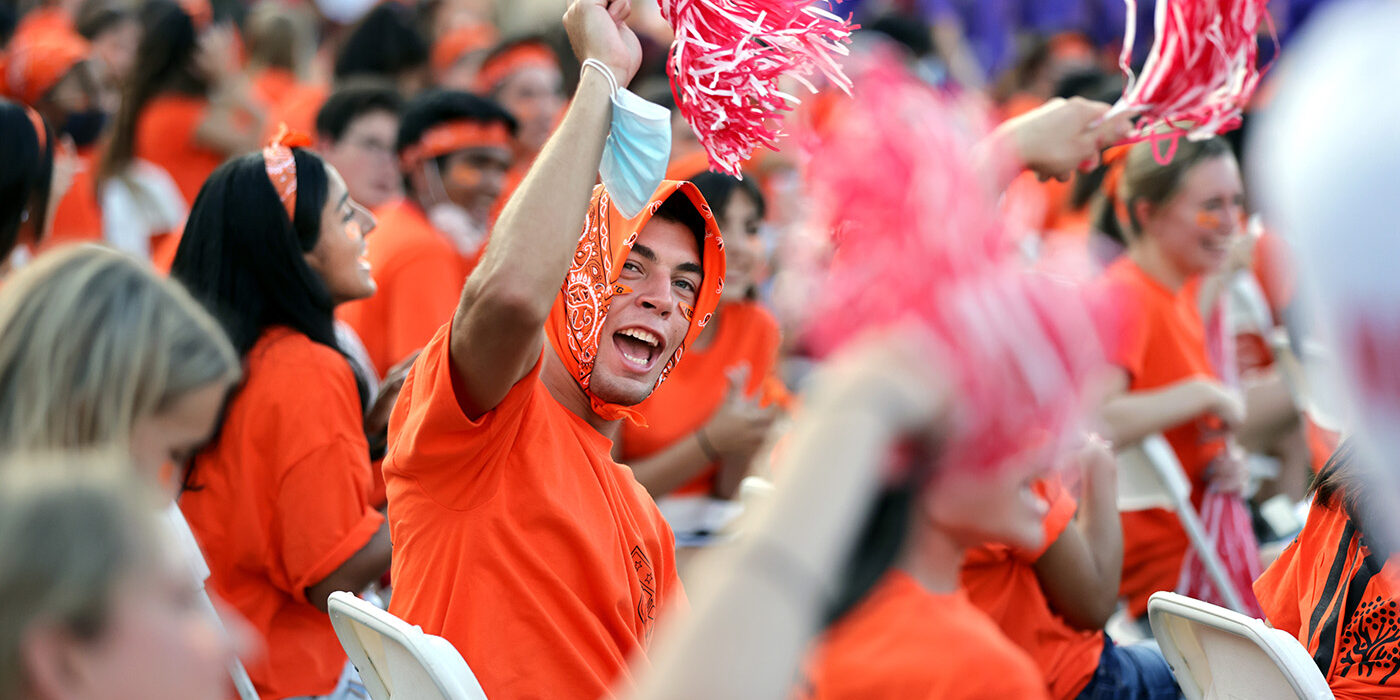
[
  {"xmin": 1033, "ymin": 439, "xmax": 1122, "ymax": 631},
  {"xmin": 448, "ymin": 0, "xmax": 641, "ymax": 417}
]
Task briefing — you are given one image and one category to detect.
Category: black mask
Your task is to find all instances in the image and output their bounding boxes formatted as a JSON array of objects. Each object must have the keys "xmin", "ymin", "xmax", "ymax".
[{"xmin": 62, "ymin": 109, "xmax": 107, "ymax": 147}]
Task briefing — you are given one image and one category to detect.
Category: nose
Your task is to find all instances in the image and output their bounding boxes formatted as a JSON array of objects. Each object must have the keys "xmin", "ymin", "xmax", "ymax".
[{"xmin": 633, "ymin": 273, "xmax": 677, "ymax": 319}]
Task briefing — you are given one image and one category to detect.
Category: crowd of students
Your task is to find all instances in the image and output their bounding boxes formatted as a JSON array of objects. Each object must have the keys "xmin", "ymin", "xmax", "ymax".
[{"xmin": 0, "ymin": 0, "xmax": 1393, "ymax": 699}]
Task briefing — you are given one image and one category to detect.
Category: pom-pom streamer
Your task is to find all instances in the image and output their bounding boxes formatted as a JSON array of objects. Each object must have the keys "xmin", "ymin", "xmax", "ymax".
[
  {"xmin": 1107, "ymin": 0, "xmax": 1276, "ymax": 148},
  {"xmin": 661, "ymin": 0, "xmax": 856, "ymax": 176}
]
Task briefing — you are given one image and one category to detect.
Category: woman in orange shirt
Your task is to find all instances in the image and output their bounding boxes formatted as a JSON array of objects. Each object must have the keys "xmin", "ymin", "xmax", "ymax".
[
  {"xmin": 170, "ymin": 138, "xmax": 389, "ymax": 700},
  {"xmin": 1092, "ymin": 136, "xmax": 1252, "ymax": 620},
  {"xmin": 617, "ymin": 171, "xmax": 785, "ymax": 537},
  {"xmin": 1256, "ymin": 439, "xmax": 1400, "ymax": 699},
  {"xmin": 99, "ymin": 0, "xmax": 263, "ymax": 232}
]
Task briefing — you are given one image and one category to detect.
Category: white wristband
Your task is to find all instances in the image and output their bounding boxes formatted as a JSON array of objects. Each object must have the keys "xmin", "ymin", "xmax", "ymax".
[{"xmin": 581, "ymin": 58, "xmax": 619, "ymax": 97}]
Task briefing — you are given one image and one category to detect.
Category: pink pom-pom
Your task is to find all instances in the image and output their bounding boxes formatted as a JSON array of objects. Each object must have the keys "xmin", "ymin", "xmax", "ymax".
[
  {"xmin": 802, "ymin": 54, "xmax": 1104, "ymax": 474},
  {"xmin": 661, "ymin": 0, "xmax": 856, "ymax": 176},
  {"xmin": 1110, "ymin": 0, "xmax": 1276, "ymax": 143}
]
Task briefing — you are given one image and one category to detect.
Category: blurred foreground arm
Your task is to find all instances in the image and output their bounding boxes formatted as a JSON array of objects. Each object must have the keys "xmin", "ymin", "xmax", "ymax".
[{"xmin": 625, "ymin": 331, "xmax": 949, "ymax": 700}]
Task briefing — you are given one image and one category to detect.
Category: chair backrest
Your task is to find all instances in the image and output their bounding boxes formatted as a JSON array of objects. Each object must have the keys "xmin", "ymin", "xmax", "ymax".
[
  {"xmin": 327, "ymin": 592, "xmax": 489, "ymax": 700},
  {"xmin": 1147, "ymin": 592, "xmax": 1334, "ymax": 700},
  {"xmin": 1117, "ymin": 434, "xmax": 1191, "ymax": 511}
]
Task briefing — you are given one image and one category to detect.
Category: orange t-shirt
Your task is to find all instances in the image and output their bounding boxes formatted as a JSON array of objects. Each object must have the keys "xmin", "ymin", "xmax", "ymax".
[
  {"xmin": 179, "ymin": 327, "xmax": 383, "ymax": 699},
  {"xmin": 798, "ymin": 571, "xmax": 1050, "ymax": 700},
  {"xmin": 264, "ymin": 83, "xmax": 327, "ymax": 143},
  {"xmin": 1255, "ymin": 498, "xmax": 1400, "ymax": 699},
  {"xmin": 1093, "ymin": 257, "xmax": 1227, "ymax": 617},
  {"xmin": 134, "ymin": 94, "xmax": 226, "ymax": 206},
  {"xmin": 619, "ymin": 302, "xmax": 785, "ymax": 496},
  {"xmin": 339, "ymin": 200, "xmax": 480, "ymax": 378},
  {"xmin": 250, "ymin": 67, "xmax": 299, "ymax": 110},
  {"xmin": 384, "ymin": 327, "xmax": 683, "ymax": 699},
  {"xmin": 961, "ymin": 478, "xmax": 1103, "ymax": 700},
  {"xmin": 45, "ymin": 148, "xmax": 103, "ymax": 247}
]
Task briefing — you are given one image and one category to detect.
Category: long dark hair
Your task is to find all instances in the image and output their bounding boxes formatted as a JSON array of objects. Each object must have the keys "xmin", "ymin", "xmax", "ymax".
[
  {"xmin": 98, "ymin": 0, "xmax": 206, "ymax": 186},
  {"xmin": 1313, "ymin": 438, "xmax": 1393, "ymax": 559},
  {"xmin": 171, "ymin": 148, "xmax": 338, "ymax": 358},
  {"xmin": 0, "ymin": 100, "xmax": 55, "ymax": 260}
]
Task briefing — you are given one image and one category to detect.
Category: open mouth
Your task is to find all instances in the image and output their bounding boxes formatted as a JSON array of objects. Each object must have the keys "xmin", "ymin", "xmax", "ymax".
[{"xmin": 613, "ymin": 327, "xmax": 663, "ymax": 372}]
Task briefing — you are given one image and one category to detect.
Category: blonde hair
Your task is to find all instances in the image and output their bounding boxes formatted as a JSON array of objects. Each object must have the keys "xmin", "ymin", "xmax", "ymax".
[
  {"xmin": 0, "ymin": 453, "xmax": 164, "ymax": 700},
  {"xmin": 0, "ymin": 245, "xmax": 240, "ymax": 454}
]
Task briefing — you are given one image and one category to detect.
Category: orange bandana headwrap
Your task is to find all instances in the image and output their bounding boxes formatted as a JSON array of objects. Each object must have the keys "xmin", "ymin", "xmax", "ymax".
[{"xmin": 546, "ymin": 180, "xmax": 726, "ymax": 426}]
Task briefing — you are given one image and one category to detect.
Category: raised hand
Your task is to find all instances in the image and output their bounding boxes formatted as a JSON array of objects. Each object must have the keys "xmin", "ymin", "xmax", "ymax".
[{"xmin": 563, "ymin": 0, "xmax": 642, "ymax": 87}]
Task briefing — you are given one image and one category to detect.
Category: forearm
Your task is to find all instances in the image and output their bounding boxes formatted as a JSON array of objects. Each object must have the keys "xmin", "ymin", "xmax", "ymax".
[
  {"xmin": 626, "ymin": 435, "xmax": 714, "ymax": 498},
  {"xmin": 1100, "ymin": 381, "xmax": 1213, "ymax": 446},
  {"xmin": 460, "ymin": 68, "xmax": 612, "ymax": 324},
  {"xmin": 196, "ymin": 76, "xmax": 265, "ymax": 155},
  {"xmin": 305, "ymin": 519, "xmax": 392, "ymax": 613},
  {"xmin": 1075, "ymin": 460, "xmax": 1123, "ymax": 621}
]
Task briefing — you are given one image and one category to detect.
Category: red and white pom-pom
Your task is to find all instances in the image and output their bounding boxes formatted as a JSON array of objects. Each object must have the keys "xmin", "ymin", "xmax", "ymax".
[
  {"xmin": 1110, "ymin": 0, "xmax": 1274, "ymax": 144},
  {"xmin": 661, "ymin": 0, "xmax": 856, "ymax": 177},
  {"xmin": 801, "ymin": 54, "xmax": 1104, "ymax": 474}
]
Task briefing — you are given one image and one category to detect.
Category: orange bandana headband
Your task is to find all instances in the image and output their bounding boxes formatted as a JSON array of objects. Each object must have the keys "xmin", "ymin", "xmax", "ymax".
[
  {"xmin": 22, "ymin": 104, "xmax": 47, "ymax": 154},
  {"xmin": 431, "ymin": 23, "xmax": 498, "ymax": 74},
  {"xmin": 262, "ymin": 124, "xmax": 313, "ymax": 221},
  {"xmin": 476, "ymin": 43, "xmax": 558, "ymax": 94},
  {"xmin": 399, "ymin": 120, "xmax": 512, "ymax": 172},
  {"xmin": 546, "ymin": 181, "xmax": 727, "ymax": 426}
]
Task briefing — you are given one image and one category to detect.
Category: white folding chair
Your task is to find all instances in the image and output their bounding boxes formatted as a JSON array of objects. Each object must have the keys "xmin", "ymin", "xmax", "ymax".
[
  {"xmin": 327, "ymin": 591, "xmax": 489, "ymax": 700},
  {"xmin": 161, "ymin": 504, "xmax": 259, "ymax": 700},
  {"xmin": 1147, "ymin": 591, "xmax": 1334, "ymax": 699},
  {"xmin": 1116, "ymin": 435, "xmax": 1248, "ymax": 612}
]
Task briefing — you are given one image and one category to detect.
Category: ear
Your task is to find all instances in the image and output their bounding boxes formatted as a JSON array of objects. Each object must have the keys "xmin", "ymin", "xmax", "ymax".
[
  {"xmin": 21, "ymin": 624, "xmax": 88, "ymax": 700},
  {"xmin": 1131, "ymin": 197, "xmax": 1155, "ymax": 232}
]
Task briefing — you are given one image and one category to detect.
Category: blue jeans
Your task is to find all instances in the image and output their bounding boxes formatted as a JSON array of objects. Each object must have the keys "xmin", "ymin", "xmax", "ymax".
[{"xmin": 1075, "ymin": 636, "xmax": 1182, "ymax": 700}]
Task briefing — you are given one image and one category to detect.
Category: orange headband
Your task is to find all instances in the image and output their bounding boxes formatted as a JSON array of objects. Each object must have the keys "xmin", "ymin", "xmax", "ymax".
[
  {"xmin": 1101, "ymin": 144, "xmax": 1132, "ymax": 225},
  {"xmin": 262, "ymin": 124, "xmax": 313, "ymax": 221},
  {"xmin": 399, "ymin": 120, "xmax": 512, "ymax": 172},
  {"xmin": 476, "ymin": 43, "xmax": 558, "ymax": 94},
  {"xmin": 22, "ymin": 104, "xmax": 47, "ymax": 154}
]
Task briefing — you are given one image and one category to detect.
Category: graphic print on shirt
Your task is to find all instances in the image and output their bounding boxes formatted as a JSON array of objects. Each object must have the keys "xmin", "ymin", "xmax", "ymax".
[
  {"xmin": 632, "ymin": 545, "xmax": 657, "ymax": 643},
  {"xmin": 1337, "ymin": 597, "xmax": 1400, "ymax": 684}
]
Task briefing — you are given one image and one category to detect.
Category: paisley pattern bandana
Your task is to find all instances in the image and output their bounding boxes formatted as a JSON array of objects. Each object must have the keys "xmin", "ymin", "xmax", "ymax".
[{"xmin": 545, "ymin": 180, "xmax": 726, "ymax": 426}]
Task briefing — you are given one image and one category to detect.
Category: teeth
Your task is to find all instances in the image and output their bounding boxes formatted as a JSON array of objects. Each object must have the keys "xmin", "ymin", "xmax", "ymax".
[
  {"xmin": 621, "ymin": 351, "xmax": 648, "ymax": 366},
  {"xmin": 619, "ymin": 328, "xmax": 660, "ymax": 348}
]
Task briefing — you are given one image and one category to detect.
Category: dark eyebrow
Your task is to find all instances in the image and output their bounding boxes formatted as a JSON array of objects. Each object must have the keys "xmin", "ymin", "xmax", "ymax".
[
  {"xmin": 338, "ymin": 191, "xmax": 350, "ymax": 209},
  {"xmin": 677, "ymin": 262, "xmax": 703, "ymax": 275},
  {"xmin": 630, "ymin": 244, "xmax": 658, "ymax": 262}
]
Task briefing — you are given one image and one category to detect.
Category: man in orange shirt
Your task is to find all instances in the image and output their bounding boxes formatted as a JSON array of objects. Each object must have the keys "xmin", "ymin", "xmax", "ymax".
[
  {"xmin": 314, "ymin": 85, "xmax": 404, "ymax": 213},
  {"xmin": 338, "ymin": 90, "xmax": 514, "ymax": 378},
  {"xmin": 382, "ymin": 1, "xmax": 724, "ymax": 697},
  {"xmin": 961, "ymin": 442, "xmax": 1180, "ymax": 699}
]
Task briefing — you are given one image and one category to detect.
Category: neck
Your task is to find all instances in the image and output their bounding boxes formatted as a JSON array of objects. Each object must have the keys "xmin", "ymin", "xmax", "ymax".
[
  {"xmin": 540, "ymin": 350, "xmax": 620, "ymax": 438},
  {"xmin": 898, "ymin": 521, "xmax": 966, "ymax": 595},
  {"xmin": 1128, "ymin": 238, "xmax": 1189, "ymax": 291}
]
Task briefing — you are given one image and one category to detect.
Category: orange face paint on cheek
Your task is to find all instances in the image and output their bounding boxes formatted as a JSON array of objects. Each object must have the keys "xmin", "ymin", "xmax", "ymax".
[
  {"xmin": 345, "ymin": 219, "xmax": 363, "ymax": 243},
  {"xmin": 1195, "ymin": 210, "xmax": 1223, "ymax": 228},
  {"xmin": 447, "ymin": 160, "xmax": 483, "ymax": 189}
]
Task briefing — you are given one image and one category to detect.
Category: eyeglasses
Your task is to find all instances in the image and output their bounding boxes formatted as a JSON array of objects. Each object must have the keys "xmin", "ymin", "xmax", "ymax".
[{"xmin": 346, "ymin": 137, "xmax": 395, "ymax": 161}]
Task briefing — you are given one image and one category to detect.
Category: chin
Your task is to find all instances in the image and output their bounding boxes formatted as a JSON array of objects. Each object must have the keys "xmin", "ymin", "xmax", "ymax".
[{"xmin": 588, "ymin": 366, "xmax": 661, "ymax": 407}]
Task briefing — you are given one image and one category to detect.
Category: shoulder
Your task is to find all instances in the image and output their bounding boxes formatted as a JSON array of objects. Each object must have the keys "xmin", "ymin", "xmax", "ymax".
[
  {"xmin": 367, "ymin": 202, "xmax": 455, "ymax": 262},
  {"xmin": 242, "ymin": 328, "xmax": 359, "ymax": 400},
  {"xmin": 138, "ymin": 95, "xmax": 207, "ymax": 129}
]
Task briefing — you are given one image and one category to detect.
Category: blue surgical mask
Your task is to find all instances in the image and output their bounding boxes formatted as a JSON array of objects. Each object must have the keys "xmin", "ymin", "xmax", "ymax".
[
  {"xmin": 586, "ymin": 60, "xmax": 671, "ymax": 218},
  {"xmin": 62, "ymin": 109, "xmax": 107, "ymax": 148}
]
